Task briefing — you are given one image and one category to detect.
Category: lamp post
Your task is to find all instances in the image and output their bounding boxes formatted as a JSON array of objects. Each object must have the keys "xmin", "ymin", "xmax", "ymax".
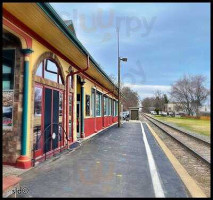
[{"xmin": 117, "ymin": 27, "xmax": 127, "ymax": 127}]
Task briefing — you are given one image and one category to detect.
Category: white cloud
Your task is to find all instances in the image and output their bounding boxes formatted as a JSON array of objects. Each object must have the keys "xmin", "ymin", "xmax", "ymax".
[{"xmin": 123, "ymin": 83, "xmax": 171, "ymax": 100}]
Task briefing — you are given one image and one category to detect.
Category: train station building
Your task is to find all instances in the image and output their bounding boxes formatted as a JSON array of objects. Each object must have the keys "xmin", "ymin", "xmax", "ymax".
[{"xmin": 3, "ymin": 3, "xmax": 119, "ymax": 169}]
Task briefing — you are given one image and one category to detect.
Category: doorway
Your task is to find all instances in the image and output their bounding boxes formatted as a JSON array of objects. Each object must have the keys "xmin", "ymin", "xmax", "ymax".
[{"xmin": 33, "ymin": 85, "xmax": 64, "ymax": 158}]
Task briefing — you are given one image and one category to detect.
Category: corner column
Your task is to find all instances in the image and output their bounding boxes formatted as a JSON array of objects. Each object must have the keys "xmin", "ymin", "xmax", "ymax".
[
  {"xmin": 94, "ymin": 88, "xmax": 97, "ymax": 132},
  {"xmin": 16, "ymin": 48, "xmax": 33, "ymax": 169},
  {"xmin": 81, "ymin": 80, "xmax": 85, "ymax": 138}
]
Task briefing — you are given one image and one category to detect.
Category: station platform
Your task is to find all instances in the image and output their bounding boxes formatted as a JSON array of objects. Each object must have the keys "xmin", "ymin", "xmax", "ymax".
[{"xmin": 17, "ymin": 121, "xmax": 188, "ymax": 197}]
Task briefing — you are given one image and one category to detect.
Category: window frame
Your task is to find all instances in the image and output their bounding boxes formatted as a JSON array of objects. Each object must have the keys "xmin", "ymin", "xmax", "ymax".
[
  {"xmin": 96, "ymin": 91, "xmax": 102, "ymax": 117},
  {"xmin": 35, "ymin": 58, "xmax": 64, "ymax": 84},
  {"xmin": 2, "ymin": 49, "xmax": 15, "ymax": 129},
  {"xmin": 104, "ymin": 96, "xmax": 108, "ymax": 116},
  {"xmin": 85, "ymin": 94, "xmax": 90, "ymax": 116},
  {"xmin": 91, "ymin": 89, "xmax": 95, "ymax": 117},
  {"xmin": 108, "ymin": 98, "xmax": 112, "ymax": 116},
  {"xmin": 3, "ymin": 49, "xmax": 15, "ymax": 91}
]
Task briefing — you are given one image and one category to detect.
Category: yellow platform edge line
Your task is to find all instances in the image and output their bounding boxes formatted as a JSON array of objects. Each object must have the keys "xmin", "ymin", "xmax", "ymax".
[{"xmin": 145, "ymin": 122, "xmax": 206, "ymax": 198}]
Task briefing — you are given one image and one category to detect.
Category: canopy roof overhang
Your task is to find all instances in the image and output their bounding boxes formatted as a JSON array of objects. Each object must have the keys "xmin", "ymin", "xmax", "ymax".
[{"xmin": 3, "ymin": 2, "xmax": 118, "ymax": 96}]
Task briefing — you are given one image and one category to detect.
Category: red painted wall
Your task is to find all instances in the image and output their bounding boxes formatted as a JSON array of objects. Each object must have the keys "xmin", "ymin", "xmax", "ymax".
[
  {"xmin": 96, "ymin": 117, "xmax": 103, "ymax": 132},
  {"xmin": 84, "ymin": 118, "xmax": 96, "ymax": 137},
  {"xmin": 113, "ymin": 116, "xmax": 118, "ymax": 123},
  {"xmin": 84, "ymin": 116, "xmax": 117, "ymax": 138},
  {"xmin": 109, "ymin": 116, "xmax": 113, "ymax": 125},
  {"xmin": 104, "ymin": 116, "xmax": 107, "ymax": 127}
]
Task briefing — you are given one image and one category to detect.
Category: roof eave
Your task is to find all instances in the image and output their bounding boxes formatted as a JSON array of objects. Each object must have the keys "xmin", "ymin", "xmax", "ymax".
[{"xmin": 37, "ymin": 2, "xmax": 118, "ymax": 91}]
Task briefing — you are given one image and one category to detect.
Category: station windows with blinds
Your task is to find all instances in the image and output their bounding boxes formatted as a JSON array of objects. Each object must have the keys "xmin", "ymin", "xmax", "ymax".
[
  {"xmin": 104, "ymin": 96, "xmax": 109, "ymax": 116},
  {"xmin": 91, "ymin": 89, "xmax": 95, "ymax": 117},
  {"xmin": 114, "ymin": 101, "xmax": 118, "ymax": 116},
  {"xmin": 108, "ymin": 98, "xmax": 112, "ymax": 116},
  {"xmin": 96, "ymin": 92, "xmax": 102, "ymax": 117}
]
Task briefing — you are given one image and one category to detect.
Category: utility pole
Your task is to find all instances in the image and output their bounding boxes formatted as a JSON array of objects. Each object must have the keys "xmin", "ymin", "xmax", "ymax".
[
  {"xmin": 117, "ymin": 27, "xmax": 121, "ymax": 127},
  {"xmin": 116, "ymin": 26, "xmax": 127, "ymax": 128}
]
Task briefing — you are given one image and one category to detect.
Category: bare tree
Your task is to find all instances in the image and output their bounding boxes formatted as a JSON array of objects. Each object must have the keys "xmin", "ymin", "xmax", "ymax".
[
  {"xmin": 142, "ymin": 97, "xmax": 155, "ymax": 113},
  {"xmin": 190, "ymin": 75, "xmax": 210, "ymax": 116},
  {"xmin": 153, "ymin": 90, "xmax": 167, "ymax": 114},
  {"xmin": 121, "ymin": 86, "xmax": 140, "ymax": 111},
  {"xmin": 141, "ymin": 90, "xmax": 169, "ymax": 114},
  {"xmin": 170, "ymin": 75, "xmax": 209, "ymax": 116}
]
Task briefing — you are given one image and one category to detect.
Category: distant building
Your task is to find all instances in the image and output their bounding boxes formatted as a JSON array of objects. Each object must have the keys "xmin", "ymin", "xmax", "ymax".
[
  {"xmin": 164, "ymin": 102, "xmax": 186, "ymax": 114},
  {"xmin": 198, "ymin": 105, "xmax": 210, "ymax": 116}
]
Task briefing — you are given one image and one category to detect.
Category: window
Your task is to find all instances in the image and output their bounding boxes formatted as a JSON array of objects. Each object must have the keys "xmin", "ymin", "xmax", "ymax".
[
  {"xmin": 3, "ymin": 50, "xmax": 15, "ymax": 90},
  {"xmin": 115, "ymin": 101, "xmax": 118, "ymax": 116},
  {"xmin": 111, "ymin": 99, "xmax": 114, "ymax": 116},
  {"xmin": 35, "ymin": 59, "xmax": 63, "ymax": 84},
  {"xmin": 3, "ymin": 49, "xmax": 15, "ymax": 128},
  {"xmin": 59, "ymin": 92, "xmax": 63, "ymax": 117},
  {"xmin": 33, "ymin": 86, "xmax": 43, "ymax": 150},
  {"xmin": 86, "ymin": 95, "xmax": 90, "ymax": 116},
  {"xmin": 34, "ymin": 87, "xmax": 43, "ymax": 116},
  {"xmin": 113, "ymin": 100, "xmax": 118, "ymax": 116},
  {"xmin": 91, "ymin": 89, "xmax": 95, "ymax": 117},
  {"xmin": 108, "ymin": 98, "xmax": 112, "ymax": 116},
  {"xmin": 113, "ymin": 100, "xmax": 115, "ymax": 116},
  {"xmin": 104, "ymin": 96, "xmax": 108, "ymax": 116},
  {"xmin": 33, "ymin": 126, "xmax": 41, "ymax": 150},
  {"xmin": 96, "ymin": 92, "xmax": 102, "ymax": 117}
]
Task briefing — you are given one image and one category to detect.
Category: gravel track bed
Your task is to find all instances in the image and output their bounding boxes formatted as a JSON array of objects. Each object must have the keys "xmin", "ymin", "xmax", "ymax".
[{"xmin": 140, "ymin": 115, "xmax": 210, "ymax": 197}]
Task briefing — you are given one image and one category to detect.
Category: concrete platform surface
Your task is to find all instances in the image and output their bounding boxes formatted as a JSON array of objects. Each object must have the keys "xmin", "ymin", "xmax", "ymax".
[{"xmin": 17, "ymin": 121, "xmax": 187, "ymax": 197}]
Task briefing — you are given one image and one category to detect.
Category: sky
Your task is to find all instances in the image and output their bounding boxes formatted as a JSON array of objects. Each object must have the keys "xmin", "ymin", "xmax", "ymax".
[{"xmin": 51, "ymin": 3, "xmax": 210, "ymax": 101}]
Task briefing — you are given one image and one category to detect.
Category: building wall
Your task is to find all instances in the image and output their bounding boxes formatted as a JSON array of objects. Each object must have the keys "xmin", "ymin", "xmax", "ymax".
[
  {"xmin": 3, "ymin": 15, "xmax": 118, "ymax": 166},
  {"xmin": 3, "ymin": 30, "xmax": 24, "ymax": 164},
  {"xmin": 83, "ymin": 79, "xmax": 117, "ymax": 137}
]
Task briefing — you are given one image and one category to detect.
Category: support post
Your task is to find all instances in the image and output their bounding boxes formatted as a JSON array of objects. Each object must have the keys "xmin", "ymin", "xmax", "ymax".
[
  {"xmin": 94, "ymin": 87, "xmax": 97, "ymax": 132},
  {"xmin": 16, "ymin": 48, "xmax": 33, "ymax": 169},
  {"xmin": 80, "ymin": 80, "xmax": 85, "ymax": 138}
]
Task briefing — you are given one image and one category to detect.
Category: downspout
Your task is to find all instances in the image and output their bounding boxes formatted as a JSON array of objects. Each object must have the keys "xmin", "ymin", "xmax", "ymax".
[{"xmin": 66, "ymin": 55, "xmax": 90, "ymax": 142}]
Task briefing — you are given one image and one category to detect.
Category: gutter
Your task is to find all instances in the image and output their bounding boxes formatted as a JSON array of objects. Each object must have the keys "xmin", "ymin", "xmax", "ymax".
[
  {"xmin": 65, "ymin": 55, "xmax": 90, "ymax": 140},
  {"xmin": 36, "ymin": 3, "xmax": 118, "ymax": 91}
]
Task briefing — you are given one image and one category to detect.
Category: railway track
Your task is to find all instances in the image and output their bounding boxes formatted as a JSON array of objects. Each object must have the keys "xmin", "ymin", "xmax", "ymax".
[{"xmin": 142, "ymin": 113, "xmax": 211, "ymax": 166}]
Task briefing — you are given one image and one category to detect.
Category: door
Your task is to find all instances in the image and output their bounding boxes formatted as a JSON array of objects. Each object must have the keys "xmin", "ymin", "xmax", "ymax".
[
  {"xmin": 44, "ymin": 88, "xmax": 60, "ymax": 153},
  {"xmin": 131, "ymin": 110, "xmax": 138, "ymax": 120}
]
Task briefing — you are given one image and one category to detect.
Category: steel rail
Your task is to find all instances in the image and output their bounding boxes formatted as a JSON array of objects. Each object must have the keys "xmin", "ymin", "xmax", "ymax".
[{"xmin": 142, "ymin": 114, "xmax": 210, "ymax": 166}]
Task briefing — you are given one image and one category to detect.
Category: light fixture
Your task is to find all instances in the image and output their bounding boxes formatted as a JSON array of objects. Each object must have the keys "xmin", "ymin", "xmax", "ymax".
[{"xmin": 120, "ymin": 57, "xmax": 128, "ymax": 62}]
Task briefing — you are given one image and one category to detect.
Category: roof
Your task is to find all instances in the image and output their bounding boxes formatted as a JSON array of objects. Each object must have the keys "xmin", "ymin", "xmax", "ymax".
[
  {"xmin": 37, "ymin": 3, "xmax": 118, "ymax": 91},
  {"xmin": 63, "ymin": 20, "xmax": 76, "ymax": 36},
  {"xmin": 3, "ymin": 3, "xmax": 118, "ymax": 96},
  {"xmin": 129, "ymin": 107, "xmax": 140, "ymax": 110}
]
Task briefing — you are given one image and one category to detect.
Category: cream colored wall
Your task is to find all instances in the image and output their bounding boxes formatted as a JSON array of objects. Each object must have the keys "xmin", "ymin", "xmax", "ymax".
[
  {"xmin": 29, "ymin": 39, "xmax": 78, "ymax": 155},
  {"xmin": 83, "ymin": 78, "xmax": 116, "ymax": 119},
  {"xmin": 28, "ymin": 38, "xmax": 117, "ymax": 154}
]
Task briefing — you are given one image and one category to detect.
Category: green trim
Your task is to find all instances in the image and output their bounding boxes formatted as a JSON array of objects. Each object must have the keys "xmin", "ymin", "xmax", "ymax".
[
  {"xmin": 36, "ymin": 3, "xmax": 118, "ymax": 90},
  {"xmin": 81, "ymin": 86, "xmax": 85, "ymax": 135},
  {"xmin": 21, "ymin": 60, "xmax": 29, "ymax": 155},
  {"xmin": 21, "ymin": 48, "xmax": 34, "ymax": 55}
]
